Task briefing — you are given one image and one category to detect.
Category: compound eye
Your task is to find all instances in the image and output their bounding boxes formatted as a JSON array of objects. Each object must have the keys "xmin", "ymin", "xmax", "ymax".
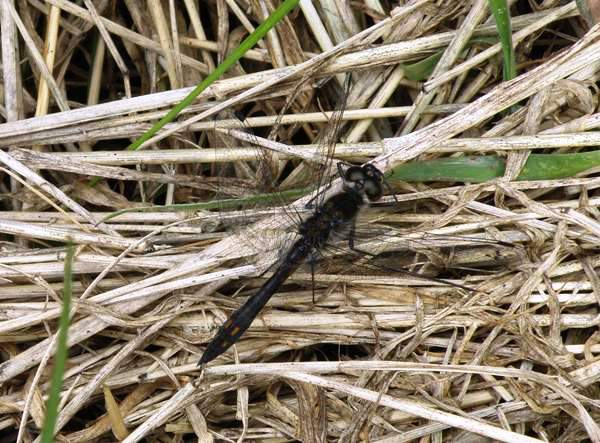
[
  {"xmin": 364, "ymin": 179, "xmax": 383, "ymax": 201},
  {"xmin": 345, "ymin": 166, "xmax": 366, "ymax": 182},
  {"xmin": 365, "ymin": 164, "xmax": 383, "ymax": 180}
]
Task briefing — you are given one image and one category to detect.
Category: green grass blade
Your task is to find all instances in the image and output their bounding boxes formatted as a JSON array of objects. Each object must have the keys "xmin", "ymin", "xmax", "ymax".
[
  {"xmin": 488, "ymin": 0, "xmax": 516, "ymax": 81},
  {"xmin": 101, "ymin": 187, "xmax": 308, "ymax": 222},
  {"xmin": 126, "ymin": 0, "xmax": 300, "ymax": 152},
  {"xmin": 89, "ymin": 0, "xmax": 299, "ymax": 187},
  {"xmin": 401, "ymin": 37, "xmax": 501, "ymax": 82},
  {"xmin": 402, "ymin": 52, "xmax": 444, "ymax": 81},
  {"xmin": 518, "ymin": 151, "xmax": 600, "ymax": 180},
  {"xmin": 387, "ymin": 152, "xmax": 600, "ymax": 183},
  {"xmin": 101, "ymin": 150, "xmax": 600, "ymax": 222},
  {"xmin": 387, "ymin": 156, "xmax": 506, "ymax": 182},
  {"xmin": 40, "ymin": 243, "xmax": 74, "ymax": 443}
]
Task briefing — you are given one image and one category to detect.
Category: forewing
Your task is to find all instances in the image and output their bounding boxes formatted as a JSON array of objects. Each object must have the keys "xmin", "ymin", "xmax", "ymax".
[
  {"xmin": 205, "ymin": 76, "xmax": 349, "ymax": 260},
  {"xmin": 311, "ymin": 75, "xmax": 353, "ymax": 211}
]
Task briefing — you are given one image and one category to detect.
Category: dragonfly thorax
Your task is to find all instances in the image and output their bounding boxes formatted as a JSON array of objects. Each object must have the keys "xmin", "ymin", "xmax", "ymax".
[
  {"xmin": 299, "ymin": 190, "xmax": 362, "ymax": 248},
  {"xmin": 297, "ymin": 164, "xmax": 385, "ymax": 248}
]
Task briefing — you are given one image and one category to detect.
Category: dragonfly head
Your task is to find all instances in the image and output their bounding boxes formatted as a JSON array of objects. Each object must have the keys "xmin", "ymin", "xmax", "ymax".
[{"xmin": 340, "ymin": 163, "xmax": 384, "ymax": 202}]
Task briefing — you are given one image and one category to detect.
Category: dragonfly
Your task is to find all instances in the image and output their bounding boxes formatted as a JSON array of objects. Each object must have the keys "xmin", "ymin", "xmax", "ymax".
[
  {"xmin": 197, "ymin": 77, "xmax": 507, "ymax": 366},
  {"xmin": 198, "ymin": 161, "xmax": 385, "ymax": 365}
]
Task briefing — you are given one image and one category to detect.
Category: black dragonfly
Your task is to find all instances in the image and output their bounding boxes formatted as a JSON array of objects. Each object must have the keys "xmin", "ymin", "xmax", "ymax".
[
  {"xmin": 198, "ymin": 161, "xmax": 385, "ymax": 365},
  {"xmin": 197, "ymin": 77, "xmax": 499, "ymax": 366}
]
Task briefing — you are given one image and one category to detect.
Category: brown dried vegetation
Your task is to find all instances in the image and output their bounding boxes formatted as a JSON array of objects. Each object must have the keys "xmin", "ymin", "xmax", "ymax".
[{"xmin": 1, "ymin": 1, "xmax": 600, "ymax": 442}]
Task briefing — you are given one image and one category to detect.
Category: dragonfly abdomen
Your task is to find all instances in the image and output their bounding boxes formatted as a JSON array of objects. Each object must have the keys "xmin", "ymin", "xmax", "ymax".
[{"xmin": 198, "ymin": 237, "xmax": 312, "ymax": 365}]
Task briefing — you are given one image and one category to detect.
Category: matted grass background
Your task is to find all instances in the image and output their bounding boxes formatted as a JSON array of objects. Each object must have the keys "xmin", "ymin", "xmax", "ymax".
[{"xmin": 1, "ymin": 1, "xmax": 600, "ymax": 442}]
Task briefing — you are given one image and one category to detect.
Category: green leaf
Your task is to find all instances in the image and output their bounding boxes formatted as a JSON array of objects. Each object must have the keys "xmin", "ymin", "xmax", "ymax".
[
  {"xmin": 519, "ymin": 151, "xmax": 600, "ymax": 180},
  {"xmin": 402, "ymin": 52, "xmax": 444, "ymax": 81},
  {"xmin": 387, "ymin": 155, "xmax": 506, "ymax": 183},
  {"xmin": 488, "ymin": 0, "xmax": 517, "ymax": 81},
  {"xmin": 41, "ymin": 243, "xmax": 74, "ymax": 443},
  {"xmin": 387, "ymin": 152, "xmax": 600, "ymax": 183},
  {"xmin": 400, "ymin": 37, "xmax": 501, "ymax": 82}
]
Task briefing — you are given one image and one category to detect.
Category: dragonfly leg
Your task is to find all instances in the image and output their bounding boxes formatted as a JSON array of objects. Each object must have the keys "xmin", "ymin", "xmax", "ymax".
[
  {"xmin": 381, "ymin": 175, "xmax": 399, "ymax": 204},
  {"xmin": 310, "ymin": 254, "xmax": 316, "ymax": 304},
  {"xmin": 347, "ymin": 219, "xmax": 357, "ymax": 250},
  {"xmin": 347, "ymin": 233, "xmax": 479, "ymax": 294}
]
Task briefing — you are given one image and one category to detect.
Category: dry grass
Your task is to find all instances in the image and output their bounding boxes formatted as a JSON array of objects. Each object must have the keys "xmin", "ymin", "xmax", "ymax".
[{"xmin": 1, "ymin": 1, "xmax": 600, "ymax": 442}]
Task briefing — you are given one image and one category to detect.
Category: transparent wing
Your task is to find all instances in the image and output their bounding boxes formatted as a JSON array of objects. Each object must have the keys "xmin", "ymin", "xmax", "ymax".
[
  {"xmin": 313, "ymin": 228, "xmax": 514, "ymax": 286},
  {"xmin": 310, "ymin": 75, "xmax": 352, "ymax": 211},
  {"xmin": 204, "ymin": 74, "xmax": 357, "ymax": 261}
]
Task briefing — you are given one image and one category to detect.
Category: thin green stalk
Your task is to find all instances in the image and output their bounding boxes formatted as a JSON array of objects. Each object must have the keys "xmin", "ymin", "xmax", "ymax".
[
  {"xmin": 90, "ymin": 0, "xmax": 299, "ymax": 187},
  {"xmin": 127, "ymin": 0, "xmax": 300, "ymax": 152},
  {"xmin": 40, "ymin": 243, "xmax": 74, "ymax": 443},
  {"xmin": 101, "ymin": 187, "xmax": 308, "ymax": 222}
]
